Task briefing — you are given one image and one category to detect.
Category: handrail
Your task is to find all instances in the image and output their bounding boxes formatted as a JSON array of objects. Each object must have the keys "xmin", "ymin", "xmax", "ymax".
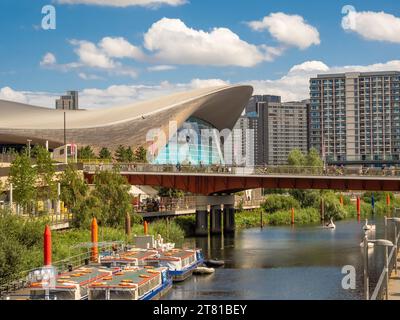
[
  {"xmin": 82, "ymin": 162, "xmax": 400, "ymax": 178},
  {"xmin": 370, "ymin": 245, "xmax": 396, "ymax": 300}
]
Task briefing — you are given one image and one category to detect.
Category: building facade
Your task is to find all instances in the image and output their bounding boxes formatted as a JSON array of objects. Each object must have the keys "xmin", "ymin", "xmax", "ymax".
[
  {"xmin": 56, "ymin": 90, "xmax": 79, "ymax": 110},
  {"xmin": 309, "ymin": 71, "xmax": 400, "ymax": 165},
  {"xmin": 231, "ymin": 115, "xmax": 258, "ymax": 166},
  {"xmin": 242, "ymin": 95, "xmax": 308, "ymax": 165}
]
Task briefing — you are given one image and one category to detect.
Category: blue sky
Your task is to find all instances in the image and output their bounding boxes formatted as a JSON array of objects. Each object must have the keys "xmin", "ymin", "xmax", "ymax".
[{"xmin": 0, "ymin": 0, "xmax": 399, "ymax": 108}]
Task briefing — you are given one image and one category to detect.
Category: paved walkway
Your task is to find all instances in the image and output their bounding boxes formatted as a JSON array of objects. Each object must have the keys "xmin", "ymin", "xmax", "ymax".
[{"xmin": 388, "ymin": 255, "xmax": 400, "ymax": 300}]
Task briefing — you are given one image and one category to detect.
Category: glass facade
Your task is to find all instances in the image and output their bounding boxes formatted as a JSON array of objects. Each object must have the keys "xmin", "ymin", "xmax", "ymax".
[{"xmin": 152, "ymin": 117, "xmax": 224, "ymax": 165}]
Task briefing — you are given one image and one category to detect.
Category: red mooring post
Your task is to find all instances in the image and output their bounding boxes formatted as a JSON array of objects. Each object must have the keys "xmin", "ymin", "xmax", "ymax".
[
  {"xmin": 144, "ymin": 220, "xmax": 148, "ymax": 235},
  {"xmin": 386, "ymin": 194, "xmax": 391, "ymax": 207},
  {"xmin": 291, "ymin": 207, "xmax": 295, "ymax": 225},
  {"xmin": 340, "ymin": 195, "xmax": 344, "ymax": 206},
  {"xmin": 43, "ymin": 225, "xmax": 52, "ymax": 266},
  {"xmin": 357, "ymin": 197, "xmax": 361, "ymax": 221},
  {"xmin": 91, "ymin": 217, "xmax": 98, "ymax": 262}
]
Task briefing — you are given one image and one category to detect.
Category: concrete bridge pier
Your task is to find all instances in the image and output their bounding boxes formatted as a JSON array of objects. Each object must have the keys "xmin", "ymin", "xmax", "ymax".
[
  {"xmin": 210, "ymin": 205, "xmax": 222, "ymax": 235},
  {"xmin": 223, "ymin": 204, "xmax": 235, "ymax": 234},
  {"xmin": 194, "ymin": 195, "xmax": 235, "ymax": 236},
  {"xmin": 195, "ymin": 204, "xmax": 208, "ymax": 237}
]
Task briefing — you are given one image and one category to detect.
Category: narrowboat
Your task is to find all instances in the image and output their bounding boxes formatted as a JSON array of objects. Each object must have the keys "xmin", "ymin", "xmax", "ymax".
[
  {"xmin": 88, "ymin": 266, "xmax": 172, "ymax": 300},
  {"xmin": 100, "ymin": 248, "xmax": 159, "ymax": 268},
  {"xmin": 29, "ymin": 266, "xmax": 114, "ymax": 300},
  {"xmin": 147, "ymin": 248, "xmax": 204, "ymax": 282}
]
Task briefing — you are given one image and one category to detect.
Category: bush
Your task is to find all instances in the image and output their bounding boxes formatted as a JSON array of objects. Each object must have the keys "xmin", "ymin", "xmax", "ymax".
[
  {"xmin": 147, "ymin": 220, "xmax": 185, "ymax": 245},
  {"xmin": 235, "ymin": 209, "xmax": 266, "ymax": 229},
  {"xmin": 0, "ymin": 211, "xmax": 46, "ymax": 284},
  {"xmin": 174, "ymin": 215, "xmax": 196, "ymax": 236},
  {"xmin": 266, "ymin": 207, "xmax": 320, "ymax": 225},
  {"xmin": 321, "ymin": 192, "xmax": 347, "ymax": 220},
  {"xmin": 289, "ymin": 189, "xmax": 320, "ymax": 208},
  {"xmin": 261, "ymin": 194, "xmax": 300, "ymax": 213}
]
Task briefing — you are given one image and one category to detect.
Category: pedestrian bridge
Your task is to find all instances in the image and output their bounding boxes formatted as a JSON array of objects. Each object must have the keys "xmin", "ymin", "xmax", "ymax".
[{"xmin": 83, "ymin": 164, "xmax": 400, "ymax": 195}]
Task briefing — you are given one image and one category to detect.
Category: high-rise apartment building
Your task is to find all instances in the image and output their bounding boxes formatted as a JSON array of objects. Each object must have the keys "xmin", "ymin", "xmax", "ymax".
[
  {"xmin": 55, "ymin": 90, "xmax": 79, "ymax": 110},
  {"xmin": 309, "ymin": 72, "xmax": 400, "ymax": 164},
  {"xmin": 241, "ymin": 95, "xmax": 308, "ymax": 165},
  {"xmin": 231, "ymin": 115, "xmax": 258, "ymax": 166}
]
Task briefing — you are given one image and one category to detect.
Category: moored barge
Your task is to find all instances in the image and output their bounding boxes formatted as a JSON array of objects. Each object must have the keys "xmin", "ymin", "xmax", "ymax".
[
  {"xmin": 29, "ymin": 266, "xmax": 114, "ymax": 300},
  {"xmin": 88, "ymin": 266, "xmax": 171, "ymax": 300}
]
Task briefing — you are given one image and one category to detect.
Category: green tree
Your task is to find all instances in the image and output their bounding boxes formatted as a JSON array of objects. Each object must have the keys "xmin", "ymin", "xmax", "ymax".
[
  {"xmin": 115, "ymin": 145, "xmax": 127, "ymax": 163},
  {"xmin": 0, "ymin": 210, "xmax": 45, "ymax": 285},
  {"xmin": 126, "ymin": 147, "xmax": 134, "ymax": 163},
  {"xmin": 288, "ymin": 149, "xmax": 306, "ymax": 166},
  {"xmin": 289, "ymin": 189, "xmax": 320, "ymax": 208},
  {"xmin": 261, "ymin": 194, "xmax": 300, "ymax": 213},
  {"xmin": 78, "ymin": 146, "xmax": 96, "ymax": 160},
  {"xmin": 72, "ymin": 194, "xmax": 102, "ymax": 229},
  {"xmin": 321, "ymin": 191, "xmax": 347, "ymax": 220},
  {"xmin": 59, "ymin": 164, "xmax": 88, "ymax": 209},
  {"xmin": 98, "ymin": 147, "xmax": 112, "ymax": 160},
  {"xmin": 33, "ymin": 146, "xmax": 57, "ymax": 206},
  {"xmin": 134, "ymin": 146, "xmax": 147, "ymax": 163},
  {"xmin": 92, "ymin": 168, "xmax": 133, "ymax": 227},
  {"xmin": 306, "ymin": 148, "xmax": 323, "ymax": 167},
  {"xmin": 8, "ymin": 153, "xmax": 37, "ymax": 212}
]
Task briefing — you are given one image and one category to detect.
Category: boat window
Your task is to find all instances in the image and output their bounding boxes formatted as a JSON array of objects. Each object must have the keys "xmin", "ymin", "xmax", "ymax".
[
  {"xmin": 89, "ymin": 290, "xmax": 107, "ymax": 300},
  {"xmin": 49, "ymin": 290, "xmax": 76, "ymax": 300},
  {"xmin": 109, "ymin": 290, "xmax": 136, "ymax": 300}
]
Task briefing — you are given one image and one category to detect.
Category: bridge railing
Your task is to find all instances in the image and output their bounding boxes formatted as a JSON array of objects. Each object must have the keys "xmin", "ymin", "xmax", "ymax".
[{"xmin": 83, "ymin": 163, "xmax": 400, "ymax": 177}]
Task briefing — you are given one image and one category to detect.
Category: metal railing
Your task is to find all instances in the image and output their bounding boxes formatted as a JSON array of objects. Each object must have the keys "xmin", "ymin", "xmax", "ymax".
[
  {"xmin": 83, "ymin": 163, "xmax": 400, "ymax": 178},
  {"xmin": 367, "ymin": 214, "xmax": 400, "ymax": 300}
]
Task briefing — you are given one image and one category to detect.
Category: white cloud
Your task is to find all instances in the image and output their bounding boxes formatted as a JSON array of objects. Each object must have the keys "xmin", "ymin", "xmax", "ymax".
[
  {"xmin": 71, "ymin": 39, "xmax": 116, "ymax": 69},
  {"xmin": 143, "ymin": 18, "xmax": 268, "ymax": 67},
  {"xmin": 147, "ymin": 65, "xmax": 176, "ymax": 72},
  {"xmin": 40, "ymin": 52, "xmax": 57, "ymax": 67},
  {"xmin": 248, "ymin": 12, "xmax": 320, "ymax": 49},
  {"xmin": 188, "ymin": 78, "xmax": 229, "ymax": 89},
  {"xmin": 78, "ymin": 72, "xmax": 104, "ymax": 80},
  {"xmin": 342, "ymin": 9, "xmax": 400, "ymax": 43},
  {"xmin": 99, "ymin": 37, "xmax": 145, "ymax": 60},
  {"xmin": 260, "ymin": 45, "xmax": 286, "ymax": 62},
  {"xmin": 40, "ymin": 39, "xmax": 138, "ymax": 78},
  {"xmin": 0, "ymin": 87, "xmax": 28, "ymax": 103},
  {"xmin": 55, "ymin": 0, "xmax": 186, "ymax": 7},
  {"xmin": 289, "ymin": 60, "xmax": 329, "ymax": 73}
]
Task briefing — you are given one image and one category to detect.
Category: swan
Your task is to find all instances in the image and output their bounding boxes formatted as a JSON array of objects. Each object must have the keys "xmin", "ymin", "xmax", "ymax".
[
  {"xmin": 362, "ymin": 219, "xmax": 376, "ymax": 231},
  {"xmin": 325, "ymin": 218, "xmax": 336, "ymax": 229}
]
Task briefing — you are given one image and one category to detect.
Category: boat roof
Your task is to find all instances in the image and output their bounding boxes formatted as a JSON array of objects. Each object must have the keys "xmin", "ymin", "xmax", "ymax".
[
  {"xmin": 30, "ymin": 266, "xmax": 114, "ymax": 290},
  {"xmin": 101, "ymin": 250, "xmax": 158, "ymax": 263},
  {"xmin": 89, "ymin": 267, "xmax": 165, "ymax": 290},
  {"xmin": 156, "ymin": 249, "xmax": 196, "ymax": 261}
]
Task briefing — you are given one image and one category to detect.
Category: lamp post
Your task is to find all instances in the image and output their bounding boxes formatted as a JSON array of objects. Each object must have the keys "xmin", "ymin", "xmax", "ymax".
[{"xmin": 363, "ymin": 235, "xmax": 394, "ymax": 300}]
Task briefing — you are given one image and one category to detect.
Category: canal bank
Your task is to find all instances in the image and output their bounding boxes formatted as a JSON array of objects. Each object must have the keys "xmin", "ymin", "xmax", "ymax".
[{"xmin": 163, "ymin": 218, "xmax": 388, "ymax": 300}]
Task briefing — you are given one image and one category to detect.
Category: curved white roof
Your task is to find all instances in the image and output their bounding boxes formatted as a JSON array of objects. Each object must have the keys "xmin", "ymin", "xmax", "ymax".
[{"xmin": 0, "ymin": 84, "xmax": 253, "ymax": 150}]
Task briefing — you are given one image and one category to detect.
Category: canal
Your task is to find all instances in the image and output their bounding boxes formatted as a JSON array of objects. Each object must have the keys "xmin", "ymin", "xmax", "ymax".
[{"xmin": 163, "ymin": 217, "xmax": 392, "ymax": 300}]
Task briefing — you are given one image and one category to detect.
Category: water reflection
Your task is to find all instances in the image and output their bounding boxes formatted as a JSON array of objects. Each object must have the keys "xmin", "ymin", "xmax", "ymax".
[{"xmin": 165, "ymin": 217, "xmax": 392, "ymax": 300}]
